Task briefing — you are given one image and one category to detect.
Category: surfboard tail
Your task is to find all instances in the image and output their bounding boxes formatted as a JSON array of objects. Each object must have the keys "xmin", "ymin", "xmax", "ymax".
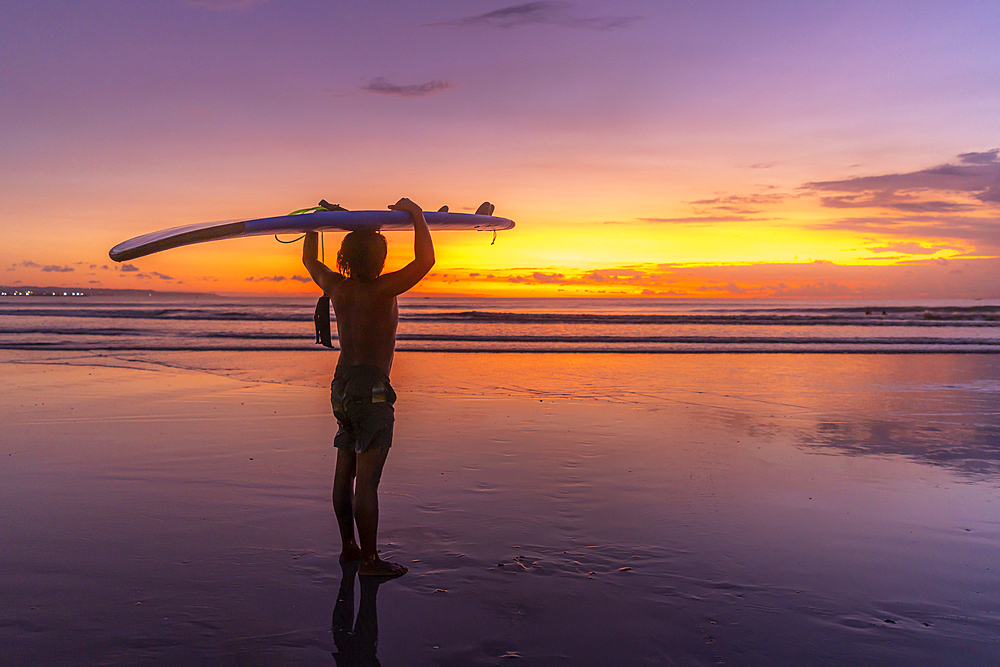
[{"xmin": 110, "ymin": 221, "xmax": 247, "ymax": 262}]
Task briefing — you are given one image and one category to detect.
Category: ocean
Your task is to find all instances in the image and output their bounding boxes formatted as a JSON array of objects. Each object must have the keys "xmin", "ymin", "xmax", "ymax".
[{"xmin": 2, "ymin": 294, "xmax": 999, "ymax": 353}]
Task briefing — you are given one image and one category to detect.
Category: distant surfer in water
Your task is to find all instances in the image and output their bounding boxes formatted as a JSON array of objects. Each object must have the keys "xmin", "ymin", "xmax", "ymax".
[{"xmin": 303, "ymin": 197, "xmax": 434, "ymax": 577}]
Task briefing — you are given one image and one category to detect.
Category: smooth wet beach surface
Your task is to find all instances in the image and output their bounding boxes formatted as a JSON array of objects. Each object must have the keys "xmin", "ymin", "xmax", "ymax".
[{"xmin": 2, "ymin": 351, "xmax": 998, "ymax": 665}]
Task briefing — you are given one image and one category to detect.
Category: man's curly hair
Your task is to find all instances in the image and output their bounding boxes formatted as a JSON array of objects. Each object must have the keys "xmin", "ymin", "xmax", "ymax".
[{"xmin": 336, "ymin": 231, "xmax": 387, "ymax": 282}]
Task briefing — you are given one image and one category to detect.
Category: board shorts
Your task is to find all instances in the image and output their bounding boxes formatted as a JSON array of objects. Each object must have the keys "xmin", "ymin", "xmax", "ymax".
[{"xmin": 331, "ymin": 364, "xmax": 396, "ymax": 454}]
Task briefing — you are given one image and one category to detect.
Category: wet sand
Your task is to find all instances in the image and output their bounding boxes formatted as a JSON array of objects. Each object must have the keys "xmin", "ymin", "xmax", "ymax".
[{"xmin": 2, "ymin": 351, "xmax": 998, "ymax": 665}]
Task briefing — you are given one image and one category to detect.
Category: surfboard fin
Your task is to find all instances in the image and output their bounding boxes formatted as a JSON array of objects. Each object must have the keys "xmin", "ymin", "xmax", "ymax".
[
  {"xmin": 475, "ymin": 202, "xmax": 495, "ymax": 216},
  {"xmin": 438, "ymin": 205, "xmax": 449, "ymax": 212},
  {"xmin": 314, "ymin": 296, "xmax": 334, "ymax": 348},
  {"xmin": 318, "ymin": 200, "xmax": 348, "ymax": 212}
]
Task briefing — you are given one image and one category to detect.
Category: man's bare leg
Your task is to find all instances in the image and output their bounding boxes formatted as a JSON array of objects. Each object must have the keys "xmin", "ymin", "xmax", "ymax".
[
  {"xmin": 333, "ymin": 449, "xmax": 362, "ymax": 561},
  {"xmin": 355, "ymin": 446, "xmax": 407, "ymax": 577}
]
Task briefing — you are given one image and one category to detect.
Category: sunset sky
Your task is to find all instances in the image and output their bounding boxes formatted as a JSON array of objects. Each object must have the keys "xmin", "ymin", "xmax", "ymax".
[{"xmin": 3, "ymin": 0, "xmax": 999, "ymax": 298}]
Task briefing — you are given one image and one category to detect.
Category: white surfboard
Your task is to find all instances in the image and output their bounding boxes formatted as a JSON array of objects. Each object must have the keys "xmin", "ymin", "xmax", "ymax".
[{"xmin": 109, "ymin": 209, "xmax": 515, "ymax": 262}]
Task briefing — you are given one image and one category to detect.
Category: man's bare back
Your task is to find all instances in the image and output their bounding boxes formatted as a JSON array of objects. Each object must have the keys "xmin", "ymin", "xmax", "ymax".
[
  {"xmin": 330, "ymin": 279, "xmax": 399, "ymax": 375},
  {"xmin": 302, "ymin": 197, "xmax": 434, "ymax": 577}
]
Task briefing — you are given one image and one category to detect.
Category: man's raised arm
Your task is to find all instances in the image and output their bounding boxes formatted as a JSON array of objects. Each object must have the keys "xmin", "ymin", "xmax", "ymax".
[
  {"xmin": 379, "ymin": 198, "xmax": 435, "ymax": 296},
  {"xmin": 302, "ymin": 231, "xmax": 341, "ymax": 294}
]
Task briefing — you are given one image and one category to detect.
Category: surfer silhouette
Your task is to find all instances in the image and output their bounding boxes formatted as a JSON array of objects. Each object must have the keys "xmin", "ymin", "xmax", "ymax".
[{"xmin": 303, "ymin": 197, "xmax": 434, "ymax": 577}]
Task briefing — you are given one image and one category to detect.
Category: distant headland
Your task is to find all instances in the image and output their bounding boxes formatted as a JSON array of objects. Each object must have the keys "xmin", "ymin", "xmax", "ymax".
[{"xmin": 0, "ymin": 286, "xmax": 219, "ymax": 298}]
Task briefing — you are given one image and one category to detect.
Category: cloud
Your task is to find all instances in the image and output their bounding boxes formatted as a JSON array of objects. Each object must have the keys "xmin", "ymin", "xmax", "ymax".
[
  {"xmin": 637, "ymin": 215, "xmax": 765, "ymax": 224},
  {"xmin": 800, "ymin": 150, "xmax": 1000, "ymax": 250},
  {"xmin": 866, "ymin": 241, "xmax": 957, "ymax": 255},
  {"xmin": 579, "ymin": 268, "xmax": 644, "ymax": 283},
  {"xmin": 817, "ymin": 194, "xmax": 973, "ymax": 213},
  {"xmin": 363, "ymin": 78, "xmax": 450, "ymax": 97},
  {"xmin": 805, "ymin": 149, "xmax": 1000, "ymax": 205},
  {"xmin": 119, "ymin": 264, "xmax": 140, "ymax": 272},
  {"xmin": 633, "ymin": 191, "xmax": 786, "ymax": 225},
  {"xmin": 12, "ymin": 260, "xmax": 40, "ymax": 268},
  {"xmin": 813, "ymin": 215, "xmax": 1000, "ymax": 248},
  {"xmin": 958, "ymin": 149, "xmax": 999, "ymax": 165},
  {"xmin": 245, "ymin": 275, "xmax": 287, "ymax": 282},
  {"xmin": 428, "ymin": 1, "xmax": 639, "ymax": 31},
  {"xmin": 151, "ymin": 271, "xmax": 173, "ymax": 280},
  {"xmin": 688, "ymin": 193, "xmax": 785, "ymax": 208},
  {"xmin": 290, "ymin": 275, "xmax": 311, "ymax": 282},
  {"xmin": 41, "ymin": 265, "xmax": 74, "ymax": 273},
  {"xmin": 183, "ymin": 0, "xmax": 268, "ymax": 9}
]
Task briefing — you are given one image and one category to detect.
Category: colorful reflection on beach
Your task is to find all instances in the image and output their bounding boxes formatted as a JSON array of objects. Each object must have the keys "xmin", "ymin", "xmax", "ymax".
[{"xmin": 1, "ymin": 350, "xmax": 998, "ymax": 665}]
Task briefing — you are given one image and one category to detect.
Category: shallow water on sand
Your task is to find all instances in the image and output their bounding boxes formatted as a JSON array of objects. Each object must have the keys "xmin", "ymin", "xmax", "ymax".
[{"xmin": 1, "ymin": 352, "xmax": 998, "ymax": 665}]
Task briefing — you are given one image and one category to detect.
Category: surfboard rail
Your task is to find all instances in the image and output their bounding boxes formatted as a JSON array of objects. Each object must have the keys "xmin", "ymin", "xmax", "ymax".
[{"xmin": 109, "ymin": 210, "xmax": 515, "ymax": 262}]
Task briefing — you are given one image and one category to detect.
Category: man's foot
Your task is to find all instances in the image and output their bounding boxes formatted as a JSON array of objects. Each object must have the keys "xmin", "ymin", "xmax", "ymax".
[
  {"xmin": 359, "ymin": 555, "xmax": 408, "ymax": 578},
  {"xmin": 340, "ymin": 542, "xmax": 363, "ymax": 562}
]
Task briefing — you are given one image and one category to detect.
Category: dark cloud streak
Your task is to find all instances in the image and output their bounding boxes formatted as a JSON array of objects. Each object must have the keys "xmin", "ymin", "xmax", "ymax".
[
  {"xmin": 183, "ymin": 0, "xmax": 268, "ymax": 9},
  {"xmin": 363, "ymin": 78, "xmax": 450, "ymax": 97},
  {"xmin": 428, "ymin": 2, "xmax": 639, "ymax": 31}
]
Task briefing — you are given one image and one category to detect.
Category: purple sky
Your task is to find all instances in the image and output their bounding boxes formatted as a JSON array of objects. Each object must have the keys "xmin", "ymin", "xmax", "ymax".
[{"xmin": 3, "ymin": 0, "xmax": 999, "ymax": 296}]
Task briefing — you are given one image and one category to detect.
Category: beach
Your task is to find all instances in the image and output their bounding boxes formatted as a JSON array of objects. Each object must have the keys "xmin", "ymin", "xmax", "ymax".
[{"xmin": 3, "ymin": 349, "xmax": 998, "ymax": 665}]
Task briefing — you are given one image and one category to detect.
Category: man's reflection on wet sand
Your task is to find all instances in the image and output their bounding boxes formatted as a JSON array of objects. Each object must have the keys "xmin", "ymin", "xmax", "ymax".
[{"xmin": 332, "ymin": 561, "xmax": 389, "ymax": 667}]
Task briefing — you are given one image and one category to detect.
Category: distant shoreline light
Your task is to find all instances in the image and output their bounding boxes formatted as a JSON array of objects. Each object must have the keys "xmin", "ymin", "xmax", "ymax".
[{"xmin": 1, "ymin": 291, "xmax": 86, "ymax": 297}]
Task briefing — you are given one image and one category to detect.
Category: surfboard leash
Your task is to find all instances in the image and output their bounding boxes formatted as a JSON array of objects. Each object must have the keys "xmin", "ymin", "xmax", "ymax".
[{"xmin": 274, "ymin": 200, "xmax": 345, "ymax": 260}]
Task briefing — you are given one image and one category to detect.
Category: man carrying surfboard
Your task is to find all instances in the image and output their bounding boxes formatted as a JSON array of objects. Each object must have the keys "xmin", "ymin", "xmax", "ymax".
[{"xmin": 302, "ymin": 197, "xmax": 434, "ymax": 577}]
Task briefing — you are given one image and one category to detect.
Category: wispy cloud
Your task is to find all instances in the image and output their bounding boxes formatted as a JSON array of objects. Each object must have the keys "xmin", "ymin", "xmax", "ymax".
[
  {"xmin": 427, "ymin": 2, "xmax": 639, "ymax": 31},
  {"xmin": 579, "ymin": 268, "xmax": 645, "ymax": 283},
  {"xmin": 632, "ymin": 191, "xmax": 785, "ymax": 225},
  {"xmin": 689, "ymin": 194, "xmax": 785, "ymax": 207},
  {"xmin": 812, "ymin": 215, "xmax": 1000, "ymax": 249},
  {"xmin": 866, "ymin": 241, "xmax": 958, "ymax": 255},
  {"xmin": 246, "ymin": 275, "xmax": 288, "ymax": 282},
  {"xmin": 799, "ymin": 150, "xmax": 1000, "ymax": 251},
  {"xmin": 817, "ymin": 193, "xmax": 974, "ymax": 213},
  {"xmin": 42, "ymin": 265, "xmax": 74, "ymax": 273},
  {"xmin": 363, "ymin": 77, "xmax": 451, "ymax": 97},
  {"xmin": 507, "ymin": 271, "xmax": 565, "ymax": 284},
  {"xmin": 637, "ymin": 215, "xmax": 766, "ymax": 224},
  {"xmin": 805, "ymin": 149, "xmax": 1000, "ymax": 204},
  {"xmin": 120, "ymin": 264, "xmax": 140, "ymax": 272},
  {"xmin": 182, "ymin": 0, "xmax": 268, "ymax": 10}
]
